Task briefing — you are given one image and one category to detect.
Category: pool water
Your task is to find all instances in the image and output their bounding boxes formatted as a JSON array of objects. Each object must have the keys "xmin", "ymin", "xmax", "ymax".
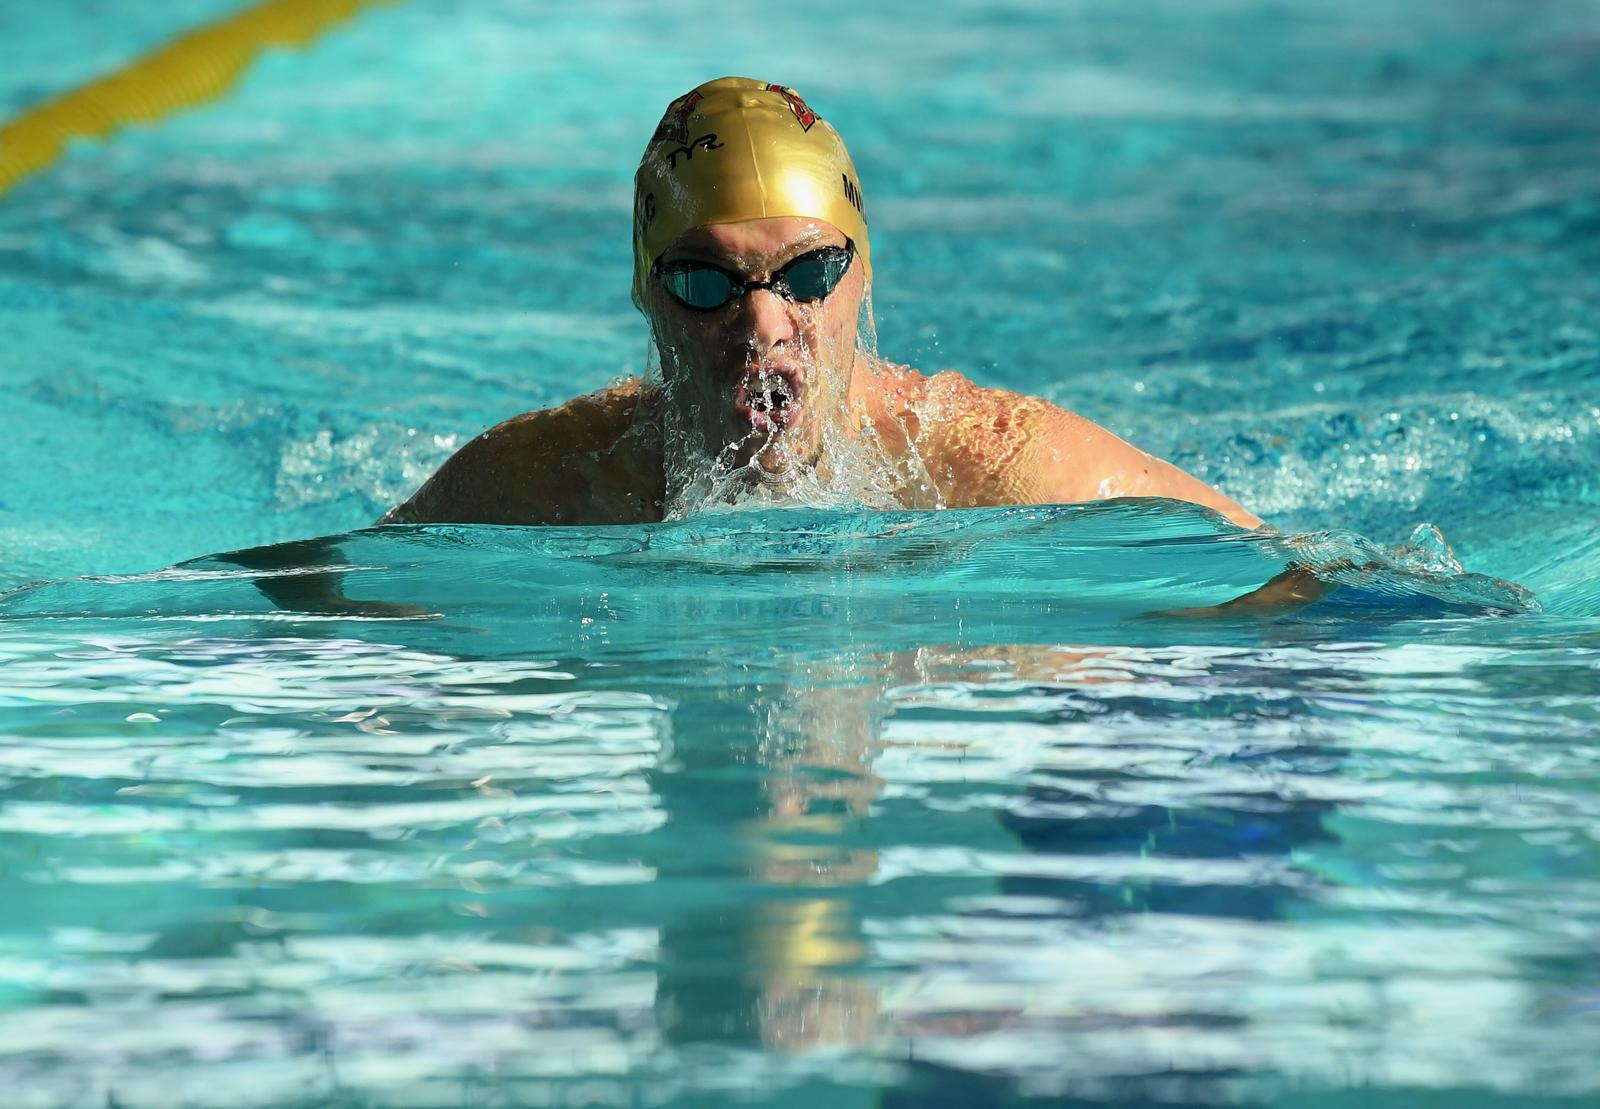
[{"xmin": 2, "ymin": 1, "xmax": 1599, "ymax": 1106}]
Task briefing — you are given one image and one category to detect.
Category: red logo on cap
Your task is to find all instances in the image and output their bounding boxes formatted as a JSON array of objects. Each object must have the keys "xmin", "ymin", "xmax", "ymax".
[
  {"xmin": 767, "ymin": 84, "xmax": 818, "ymax": 131},
  {"xmin": 652, "ymin": 90, "xmax": 704, "ymax": 147}
]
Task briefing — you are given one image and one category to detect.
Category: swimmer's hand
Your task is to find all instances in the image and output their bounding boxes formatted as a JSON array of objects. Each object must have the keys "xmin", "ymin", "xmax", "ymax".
[
  {"xmin": 254, "ymin": 578, "xmax": 431, "ymax": 619},
  {"xmin": 218, "ymin": 538, "xmax": 431, "ymax": 619},
  {"xmin": 1150, "ymin": 562, "xmax": 1336, "ymax": 618}
]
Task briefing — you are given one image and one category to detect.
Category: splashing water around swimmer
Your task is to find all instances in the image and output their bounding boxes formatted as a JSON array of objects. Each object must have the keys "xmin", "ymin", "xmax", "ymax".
[
  {"xmin": 629, "ymin": 79, "xmax": 949, "ymax": 519},
  {"xmin": 650, "ymin": 280, "xmax": 946, "ymax": 517}
]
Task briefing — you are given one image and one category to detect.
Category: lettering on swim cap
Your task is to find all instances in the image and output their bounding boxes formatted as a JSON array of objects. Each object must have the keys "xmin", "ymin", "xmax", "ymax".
[
  {"xmin": 842, "ymin": 173, "xmax": 864, "ymax": 215},
  {"xmin": 632, "ymin": 76, "xmax": 871, "ymax": 312},
  {"xmin": 664, "ymin": 132, "xmax": 724, "ymax": 171}
]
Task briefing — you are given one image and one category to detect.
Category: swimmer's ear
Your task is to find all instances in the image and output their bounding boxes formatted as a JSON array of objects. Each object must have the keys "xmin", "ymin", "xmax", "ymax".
[{"xmin": 1145, "ymin": 562, "xmax": 1336, "ymax": 619}]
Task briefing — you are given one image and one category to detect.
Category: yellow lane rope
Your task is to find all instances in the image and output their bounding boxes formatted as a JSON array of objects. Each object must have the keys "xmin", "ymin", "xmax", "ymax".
[{"xmin": 0, "ymin": 0, "xmax": 392, "ymax": 199}]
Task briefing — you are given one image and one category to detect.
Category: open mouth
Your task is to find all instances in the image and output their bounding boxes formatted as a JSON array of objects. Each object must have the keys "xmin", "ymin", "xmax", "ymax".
[{"xmin": 733, "ymin": 367, "xmax": 803, "ymax": 432}]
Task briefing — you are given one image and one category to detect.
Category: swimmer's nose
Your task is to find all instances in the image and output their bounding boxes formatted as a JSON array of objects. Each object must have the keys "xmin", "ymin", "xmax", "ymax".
[{"xmin": 738, "ymin": 286, "xmax": 796, "ymax": 354}]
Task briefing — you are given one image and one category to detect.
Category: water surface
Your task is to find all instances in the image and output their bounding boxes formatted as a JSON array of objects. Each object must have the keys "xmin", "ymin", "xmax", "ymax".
[{"xmin": 2, "ymin": 1, "xmax": 1598, "ymax": 1105}]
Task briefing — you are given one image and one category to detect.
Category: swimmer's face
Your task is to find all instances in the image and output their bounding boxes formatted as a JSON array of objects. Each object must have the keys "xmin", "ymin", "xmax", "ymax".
[{"xmin": 644, "ymin": 216, "xmax": 864, "ymax": 473}]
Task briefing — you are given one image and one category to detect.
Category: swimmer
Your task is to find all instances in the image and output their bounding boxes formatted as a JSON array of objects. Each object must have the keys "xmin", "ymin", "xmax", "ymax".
[
  {"xmin": 240, "ymin": 78, "xmax": 1325, "ymax": 616},
  {"xmin": 378, "ymin": 77, "xmax": 1264, "ymax": 532}
]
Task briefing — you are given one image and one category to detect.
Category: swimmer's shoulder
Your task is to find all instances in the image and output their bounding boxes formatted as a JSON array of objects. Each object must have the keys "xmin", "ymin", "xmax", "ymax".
[
  {"xmin": 884, "ymin": 368, "xmax": 1260, "ymax": 526},
  {"xmin": 858, "ymin": 363, "xmax": 1054, "ymax": 503},
  {"xmin": 380, "ymin": 378, "xmax": 665, "ymax": 526},
  {"xmin": 907, "ymin": 370, "xmax": 1088, "ymax": 506},
  {"xmin": 864, "ymin": 363, "xmax": 1057, "ymax": 431}
]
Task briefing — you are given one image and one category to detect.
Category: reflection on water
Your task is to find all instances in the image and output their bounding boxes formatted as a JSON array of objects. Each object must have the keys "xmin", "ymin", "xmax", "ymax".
[{"xmin": 1, "ymin": 511, "xmax": 1595, "ymax": 1106}]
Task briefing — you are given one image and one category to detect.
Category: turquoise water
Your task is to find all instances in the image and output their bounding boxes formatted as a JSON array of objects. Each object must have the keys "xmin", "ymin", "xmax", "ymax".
[{"xmin": 3, "ymin": 1, "xmax": 1599, "ymax": 1106}]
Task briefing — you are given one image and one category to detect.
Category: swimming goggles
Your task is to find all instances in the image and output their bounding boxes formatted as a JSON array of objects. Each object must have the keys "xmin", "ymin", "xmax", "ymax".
[{"xmin": 654, "ymin": 241, "xmax": 854, "ymax": 311}]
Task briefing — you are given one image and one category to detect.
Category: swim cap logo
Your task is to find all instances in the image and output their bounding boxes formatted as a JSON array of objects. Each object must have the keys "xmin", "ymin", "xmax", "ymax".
[
  {"xmin": 766, "ymin": 84, "xmax": 817, "ymax": 131},
  {"xmin": 666, "ymin": 133, "xmax": 724, "ymax": 170},
  {"xmin": 651, "ymin": 90, "xmax": 703, "ymax": 147},
  {"xmin": 842, "ymin": 173, "xmax": 864, "ymax": 215}
]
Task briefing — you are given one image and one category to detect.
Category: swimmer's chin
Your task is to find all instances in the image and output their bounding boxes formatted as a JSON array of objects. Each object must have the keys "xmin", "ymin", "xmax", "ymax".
[
  {"xmin": 723, "ymin": 399, "xmax": 809, "ymax": 457},
  {"xmin": 753, "ymin": 443, "xmax": 796, "ymax": 475},
  {"xmin": 716, "ymin": 420, "xmax": 816, "ymax": 476}
]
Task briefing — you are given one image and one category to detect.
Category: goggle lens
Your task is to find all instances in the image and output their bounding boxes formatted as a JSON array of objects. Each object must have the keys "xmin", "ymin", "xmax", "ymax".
[
  {"xmin": 781, "ymin": 248, "xmax": 852, "ymax": 302},
  {"xmin": 663, "ymin": 266, "xmax": 738, "ymax": 310},
  {"xmin": 656, "ymin": 242, "xmax": 854, "ymax": 311}
]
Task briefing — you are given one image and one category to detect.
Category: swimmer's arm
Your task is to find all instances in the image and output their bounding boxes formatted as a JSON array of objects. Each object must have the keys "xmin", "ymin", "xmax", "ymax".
[
  {"xmin": 220, "ymin": 537, "xmax": 425, "ymax": 618},
  {"xmin": 1050, "ymin": 425, "xmax": 1350, "ymax": 612},
  {"xmin": 1154, "ymin": 562, "xmax": 1333, "ymax": 617},
  {"xmin": 1127, "ymin": 452, "xmax": 1263, "ymax": 530},
  {"xmin": 1028, "ymin": 407, "xmax": 1264, "ymax": 529},
  {"xmin": 384, "ymin": 410, "xmax": 558, "ymax": 526},
  {"xmin": 1020, "ymin": 404, "xmax": 1345, "ymax": 613},
  {"xmin": 382, "ymin": 382, "xmax": 659, "ymax": 526}
]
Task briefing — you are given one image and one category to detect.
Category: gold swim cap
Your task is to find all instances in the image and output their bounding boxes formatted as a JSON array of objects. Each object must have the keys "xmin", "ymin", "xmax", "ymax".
[{"xmin": 632, "ymin": 77, "xmax": 870, "ymax": 311}]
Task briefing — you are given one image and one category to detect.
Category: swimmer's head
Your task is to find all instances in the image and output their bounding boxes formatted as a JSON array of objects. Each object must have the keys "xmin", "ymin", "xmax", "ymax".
[
  {"xmin": 634, "ymin": 79, "xmax": 874, "ymax": 483},
  {"xmin": 632, "ymin": 77, "xmax": 870, "ymax": 312}
]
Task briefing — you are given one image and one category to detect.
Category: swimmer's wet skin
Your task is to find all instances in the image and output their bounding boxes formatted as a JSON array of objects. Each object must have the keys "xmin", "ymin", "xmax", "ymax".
[
  {"xmin": 379, "ymin": 77, "xmax": 1262, "ymax": 535},
  {"xmin": 279, "ymin": 77, "xmax": 1311, "ymax": 617}
]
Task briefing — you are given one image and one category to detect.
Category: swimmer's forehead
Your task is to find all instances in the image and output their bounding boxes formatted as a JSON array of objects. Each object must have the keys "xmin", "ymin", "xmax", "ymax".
[
  {"xmin": 630, "ymin": 77, "xmax": 870, "ymax": 312},
  {"xmin": 660, "ymin": 217, "xmax": 847, "ymax": 268}
]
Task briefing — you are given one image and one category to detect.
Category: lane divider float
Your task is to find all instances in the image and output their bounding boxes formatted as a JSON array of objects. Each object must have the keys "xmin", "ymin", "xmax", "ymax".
[{"xmin": 0, "ymin": 0, "xmax": 392, "ymax": 199}]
